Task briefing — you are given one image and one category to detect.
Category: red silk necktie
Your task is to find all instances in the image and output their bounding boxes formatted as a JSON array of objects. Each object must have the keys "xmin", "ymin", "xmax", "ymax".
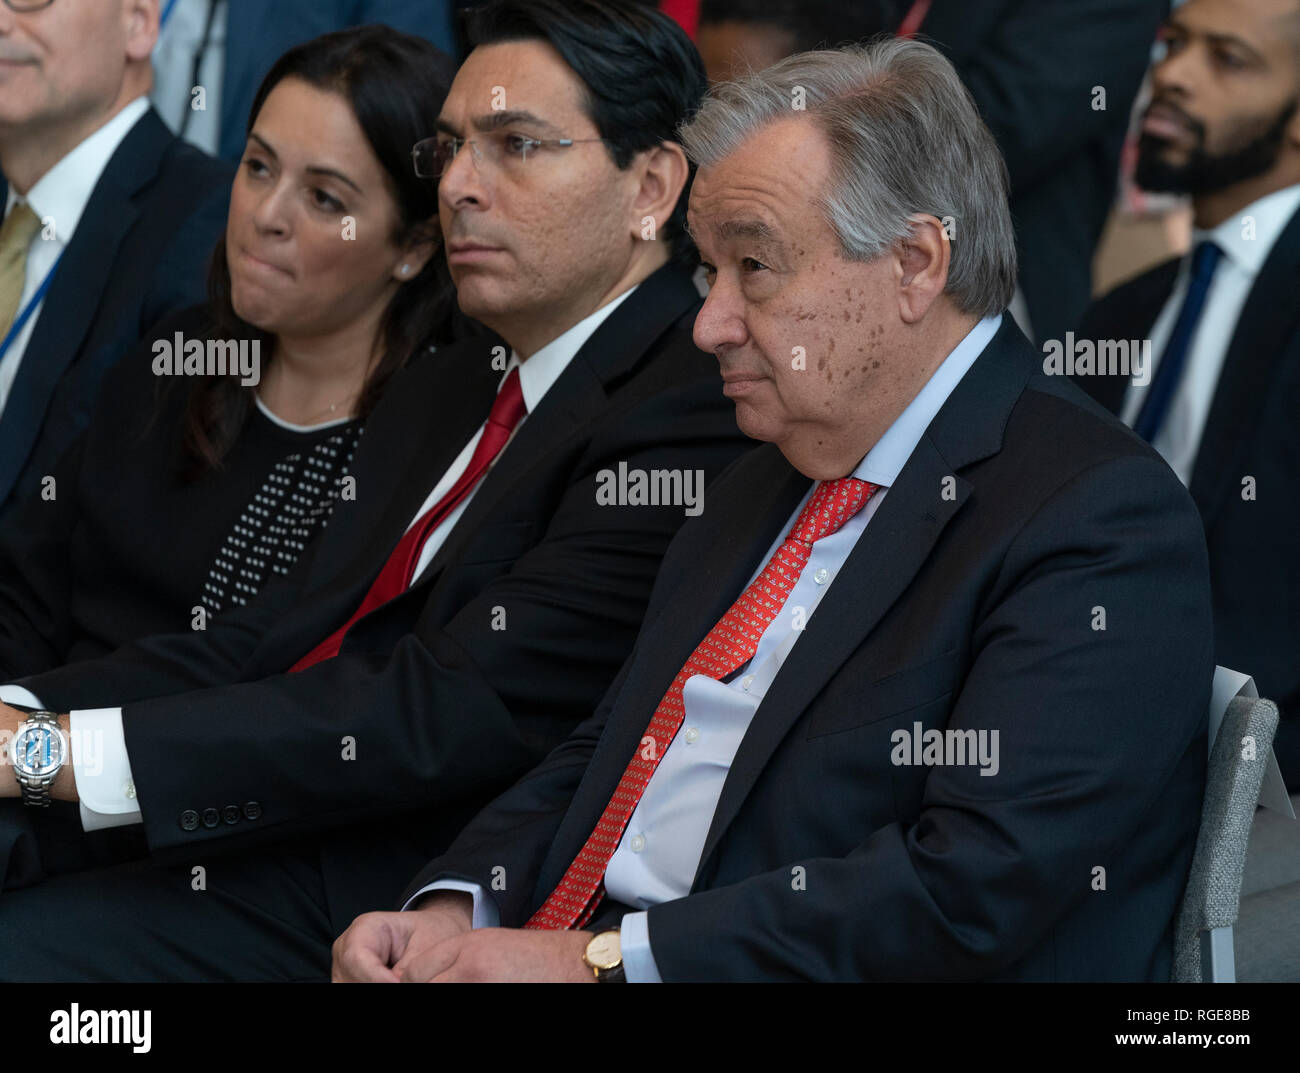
[
  {"xmin": 289, "ymin": 367, "xmax": 526, "ymax": 672},
  {"xmin": 525, "ymin": 476, "xmax": 879, "ymax": 929}
]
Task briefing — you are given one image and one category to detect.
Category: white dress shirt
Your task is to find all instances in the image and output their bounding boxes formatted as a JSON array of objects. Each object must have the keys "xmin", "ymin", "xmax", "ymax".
[
  {"xmin": 1119, "ymin": 183, "xmax": 1300, "ymax": 485},
  {"xmin": 0, "ymin": 97, "xmax": 151, "ymax": 417},
  {"xmin": 151, "ymin": 0, "xmax": 227, "ymax": 157},
  {"xmin": 410, "ymin": 314, "xmax": 1003, "ymax": 981},
  {"xmin": 0, "ymin": 286, "xmax": 639, "ymax": 831}
]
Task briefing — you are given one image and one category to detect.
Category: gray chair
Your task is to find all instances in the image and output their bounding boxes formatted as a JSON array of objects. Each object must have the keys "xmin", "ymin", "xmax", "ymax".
[{"xmin": 1172, "ymin": 695, "xmax": 1279, "ymax": 982}]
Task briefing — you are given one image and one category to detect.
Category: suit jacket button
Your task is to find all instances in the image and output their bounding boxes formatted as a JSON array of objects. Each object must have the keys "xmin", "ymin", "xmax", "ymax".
[
  {"xmin": 179, "ymin": 809, "xmax": 200, "ymax": 831},
  {"xmin": 222, "ymin": 805, "xmax": 241, "ymax": 825},
  {"xmin": 201, "ymin": 808, "xmax": 220, "ymax": 828},
  {"xmin": 242, "ymin": 801, "xmax": 262, "ymax": 821}
]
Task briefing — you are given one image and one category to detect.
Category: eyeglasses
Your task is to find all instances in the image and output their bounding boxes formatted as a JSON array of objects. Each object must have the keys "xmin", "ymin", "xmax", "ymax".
[
  {"xmin": 412, "ymin": 130, "xmax": 609, "ymax": 180},
  {"xmin": 3, "ymin": 0, "xmax": 56, "ymax": 11}
]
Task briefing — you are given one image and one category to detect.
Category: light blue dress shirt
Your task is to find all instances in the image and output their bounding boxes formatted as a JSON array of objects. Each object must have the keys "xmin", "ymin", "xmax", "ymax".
[{"xmin": 413, "ymin": 314, "xmax": 1002, "ymax": 981}]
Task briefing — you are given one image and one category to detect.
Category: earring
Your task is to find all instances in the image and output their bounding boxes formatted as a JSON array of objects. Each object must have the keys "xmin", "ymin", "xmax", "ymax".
[{"xmin": 400, "ymin": 264, "xmax": 411, "ymax": 276}]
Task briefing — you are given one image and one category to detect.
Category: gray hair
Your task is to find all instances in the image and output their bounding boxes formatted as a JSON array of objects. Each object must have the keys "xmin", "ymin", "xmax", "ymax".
[{"xmin": 679, "ymin": 37, "xmax": 1018, "ymax": 317}]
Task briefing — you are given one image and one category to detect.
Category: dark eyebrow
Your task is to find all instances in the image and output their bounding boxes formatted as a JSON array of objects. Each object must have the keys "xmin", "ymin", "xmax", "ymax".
[
  {"xmin": 247, "ymin": 132, "xmax": 363, "ymax": 195},
  {"xmin": 474, "ymin": 109, "xmax": 563, "ymax": 137},
  {"xmin": 1164, "ymin": 16, "xmax": 1265, "ymax": 62}
]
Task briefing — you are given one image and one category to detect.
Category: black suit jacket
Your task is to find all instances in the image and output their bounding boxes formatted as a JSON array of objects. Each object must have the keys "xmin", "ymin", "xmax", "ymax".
[
  {"xmin": 1073, "ymin": 203, "xmax": 1300, "ymax": 788},
  {"xmin": 918, "ymin": 0, "xmax": 1168, "ymax": 344},
  {"xmin": 407, "ymin": 317, "xmax": 1215, "ymax": 981},
  {"xmin": 0, "ymin": 107, "xmax": 232, "ymax": 518},
  {"xmin": 11, "ymin": 264, "xmax": 754, "ymax": 931}
]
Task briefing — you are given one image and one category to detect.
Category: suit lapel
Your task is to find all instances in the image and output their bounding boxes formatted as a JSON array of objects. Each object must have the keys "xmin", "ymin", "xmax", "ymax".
[
  {"xmin": 531, "ymin": 446, "xmax": 809, "ymax": 903},
  {"xmin": 691, "ymin": 319, "xmax": 1034, "ymax": 882},
  {"xmin": 1188, "ymin": 207, "xmax": 1300, "ymax": 526},
  {"xmin": 1076, "ymin": 259, "xmax": 1179, "ymax": 416},
  {"xmin": 268, "ymin": 337, "xmax": 503, "ymax": 643},
  {"xmin": 411, "ymin": 264, "xmax": 702, "ymax": 584},
  {"xmin": 0, "ymin": 109, "xmax": 170, "ymax": 504}
]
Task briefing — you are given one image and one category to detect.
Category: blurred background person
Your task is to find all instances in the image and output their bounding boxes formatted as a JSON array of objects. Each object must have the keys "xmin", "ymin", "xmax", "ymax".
[
  {"xmin": 150, "ymin": 0, "xmax": 456, "ymax": 160},
  {"xmin": 0, "ymin": 0, "xmax": 231, "ymax": 519},
  {"xmin": 1071, "ymin": 0, "xmax": 1294, "ymax": 785},
  {"xmin": 1074, "ymin": 0, "xmax": 1300, "ymax": 805},
  {"xmin": 0, "ymin": 25, "xmax": 458, "ymax": 680}
]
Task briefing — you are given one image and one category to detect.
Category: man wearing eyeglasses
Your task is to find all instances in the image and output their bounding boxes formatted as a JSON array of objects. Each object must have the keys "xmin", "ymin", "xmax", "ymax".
[
  {"xmin": 0, "ymin": 0, "xmax": 231, "ymax": 519},
  {"xmin": 0, "ymin": 0, "xmax": 753, "ymax": 981}
]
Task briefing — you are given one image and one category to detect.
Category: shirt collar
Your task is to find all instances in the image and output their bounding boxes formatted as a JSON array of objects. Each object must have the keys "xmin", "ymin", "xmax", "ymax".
[
  {"xmin": 505, "ymin": 284, "xmax": 639, "ymax": 413},
  {"xmin": 851, "ymin": 313, "xmax": 1002, "ymax": 488},
  {"xmin": 4, "ymin": 96, "xmax": 150, "ymax": 244},
  {"xmin": 1195, "ymin": 182, "xmax": 1300, "ymax": 276}
]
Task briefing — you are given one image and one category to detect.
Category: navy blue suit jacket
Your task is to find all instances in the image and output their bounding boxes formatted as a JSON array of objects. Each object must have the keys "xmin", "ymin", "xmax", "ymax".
[{"xmin": 0, "ymin": 107, "xmax": 232, "ymax": 519}]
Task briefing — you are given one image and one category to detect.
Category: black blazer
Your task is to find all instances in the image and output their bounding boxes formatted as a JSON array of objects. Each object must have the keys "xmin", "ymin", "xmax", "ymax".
[
  {"xmin": 0, "ymin": 108, "xmax": 232, "ymax": 518},
  {"xmin": 1073, "ymin": 203, "xmax": 1300, "ymax": 788},
  {"xmin": 11, "ymin": 264, "xmax": 755, "ymax": 930},
  {"xmin": 918, "ymin": 0, "xmax": 1168, "ymax": 344},
  {"xmin": 0, "ymin": 304, "xmax": 368, "ymax": 680},
  {"xmin": 406, "ymin": 317, "xmax": 1215, "ymax": 982}
]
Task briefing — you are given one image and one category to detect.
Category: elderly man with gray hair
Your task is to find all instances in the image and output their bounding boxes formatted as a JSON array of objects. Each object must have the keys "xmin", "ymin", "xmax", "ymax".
[{"xmin": 335, "ymin": 37, "xmax": 1214, "ymax": 983}]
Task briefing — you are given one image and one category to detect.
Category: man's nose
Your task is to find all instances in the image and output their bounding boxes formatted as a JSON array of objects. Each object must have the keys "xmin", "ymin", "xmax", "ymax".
[
  {"xmin": 693, "ymin": 279, "xmax": 748, "ymax": 355},
  {"xmin": 439, "ymin": 142, "xmax": 489, "ymax": 211}
]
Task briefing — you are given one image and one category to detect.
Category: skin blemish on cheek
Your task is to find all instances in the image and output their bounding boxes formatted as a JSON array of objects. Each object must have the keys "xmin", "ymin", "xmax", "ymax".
[
  {"xmin": 842, "ymin": 310, "xmax": 850, "ymax": 322},
  {"xmin": 873, "ymin": 360, "xmax": 881, "ymax": 369},
  {"xmin": 817, "ymin": 354, "xmax": 827, "ymax": 372},
  {"xmin": 796, "ymin": 309, "xmax": 816, "ymax": 320}
]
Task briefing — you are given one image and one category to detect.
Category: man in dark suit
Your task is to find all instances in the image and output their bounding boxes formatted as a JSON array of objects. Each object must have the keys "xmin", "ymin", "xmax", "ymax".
[
  {"xmin": 911, "ymin": 0, "xmax": 1169, "ymax": 345},
  {"xmin": 335, "ymin": 36, "xmax": 1213, "ymax": 984},
  {"xmin": 0, "ymin": 0, "xmax": 231, "ymax": 518},
  {"xmin": 0, "ymin": 0, "xmax": 751, "ymax": 980},
  {"xmin": 1072, "ymin": 0, "xmax": 1300, "ymax": 788}
]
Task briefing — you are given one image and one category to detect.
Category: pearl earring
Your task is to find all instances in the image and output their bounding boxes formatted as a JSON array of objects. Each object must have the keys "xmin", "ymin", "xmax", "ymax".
[{"xmin": 400, "ymin": 264, "xmax": 411, "ymax": 276}]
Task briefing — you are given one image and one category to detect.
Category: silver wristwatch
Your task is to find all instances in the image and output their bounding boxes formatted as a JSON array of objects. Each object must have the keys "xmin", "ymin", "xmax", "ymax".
[{"xmin": 9, "ymin": 711, "xmax": 67, "ymax": 807}]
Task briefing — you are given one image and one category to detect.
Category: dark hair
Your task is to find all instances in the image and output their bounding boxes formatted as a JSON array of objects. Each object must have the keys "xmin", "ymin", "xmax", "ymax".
[
  {"xmin": 184, "ymin": 25, "xmax": 457, "ymax": 478},
  {"xmin": 698, "ymin": 0, "xmax": 900, "ymax": 52},
  {"xmin": 463, "ymin": 0, "xmax": 708, "ymax": 269}
]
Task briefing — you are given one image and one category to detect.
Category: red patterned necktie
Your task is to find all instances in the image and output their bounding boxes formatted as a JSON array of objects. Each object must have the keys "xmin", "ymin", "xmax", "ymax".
[
  {"xmin": 289, "ymin": 367, "xmax": 526, "ymax": 672},
  {"xmin": 525, "ymin": 475, "xmax": 879, "ymax": 929}
]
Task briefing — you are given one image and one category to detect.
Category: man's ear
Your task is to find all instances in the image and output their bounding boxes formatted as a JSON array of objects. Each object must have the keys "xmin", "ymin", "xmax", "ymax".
[
  {"xmin": 630, "ymin": 142, "xmax": 690, "ymax": 245},
  {"xmin": 896, "ymin": 213, "xmax": 950, "ymax": 324},
  {"xmin": 125, "ymin": 0, "xmax": 160, "ymax": 63}
]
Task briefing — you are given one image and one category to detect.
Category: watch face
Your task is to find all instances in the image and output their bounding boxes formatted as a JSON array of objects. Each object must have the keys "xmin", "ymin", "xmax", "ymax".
[
  {"xmin": 14, "ymin": 724, "xmax": 64, "ymax": 777},
  {"xmin": 586, "ymin": 930, "xmax": 621, "ymax": 971}
]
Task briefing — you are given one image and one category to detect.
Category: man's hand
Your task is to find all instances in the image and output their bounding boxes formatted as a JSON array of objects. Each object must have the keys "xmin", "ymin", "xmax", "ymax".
[
  {"xmin": 332, "ymin": 892, "xmax": 474, "ymax": 982},
  {"xmin": 394, "ymin": 927, "xmax": 595, "ymax": 983}
]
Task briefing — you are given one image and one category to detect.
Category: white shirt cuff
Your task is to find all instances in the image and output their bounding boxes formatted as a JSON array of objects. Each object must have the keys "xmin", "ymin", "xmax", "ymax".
[
  {"xmin": 0, "ymin": 684, "xmax": 44, "ymax": 709},
  {"xmin": 619, "ymin": 910, "xmax": 662, "ymax": 983},
  {"xmin": 68, "ymin": 707, "xmax": 142, "ymax": 831},
  {"xmin": 402, "ymin": 879, "xmax": 500, "ymax": 928}
]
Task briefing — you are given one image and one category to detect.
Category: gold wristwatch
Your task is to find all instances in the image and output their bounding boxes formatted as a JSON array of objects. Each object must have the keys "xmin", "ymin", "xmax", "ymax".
[{"xmin": 582, "ymin": 929, "xmax": 625, "ymax": 983}]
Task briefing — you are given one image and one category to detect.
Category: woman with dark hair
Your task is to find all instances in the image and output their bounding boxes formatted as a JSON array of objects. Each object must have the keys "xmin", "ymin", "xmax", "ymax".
[{"xmin": 0, "ymin": 25, "xmax": 463, "ymax": 678}]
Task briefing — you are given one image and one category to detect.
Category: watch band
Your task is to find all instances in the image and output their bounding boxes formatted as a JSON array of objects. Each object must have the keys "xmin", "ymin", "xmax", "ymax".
[{"xmin": 12, "ymin": 711, "xmax": 62, "ymax": 808}]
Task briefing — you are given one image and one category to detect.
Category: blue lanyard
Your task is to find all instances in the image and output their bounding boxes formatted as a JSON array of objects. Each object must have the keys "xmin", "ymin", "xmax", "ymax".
[
  {"xmin": 160, "ymin": 0, "xmax": 182, "ymax": 32},
  {"xmin": 0, "ymin": 252, "xmax": 63, "ymax": 366}
]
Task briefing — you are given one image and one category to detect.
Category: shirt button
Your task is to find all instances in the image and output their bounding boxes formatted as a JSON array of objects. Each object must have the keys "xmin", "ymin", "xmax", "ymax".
[
  {"xmin": 814, "ymin": 568, "xmax": 830, "ymax": 585},
  {"xmin": 124, "ymin": 780, "xmax": 136, "ymax": 800},
  {"xmin": 683, "ymin": 727, "xmax": 700, "ymax": 743},
  {"xmin": 741, "ymin": 675, "xmax": 754, "ymax": 692},
  {"xmin": 179, "ymin": 809, "xmax": 200, "ymax": 832},
  {"xmin": 629, "ymin": 835, "xmax": 645, "ymax": 853}
]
